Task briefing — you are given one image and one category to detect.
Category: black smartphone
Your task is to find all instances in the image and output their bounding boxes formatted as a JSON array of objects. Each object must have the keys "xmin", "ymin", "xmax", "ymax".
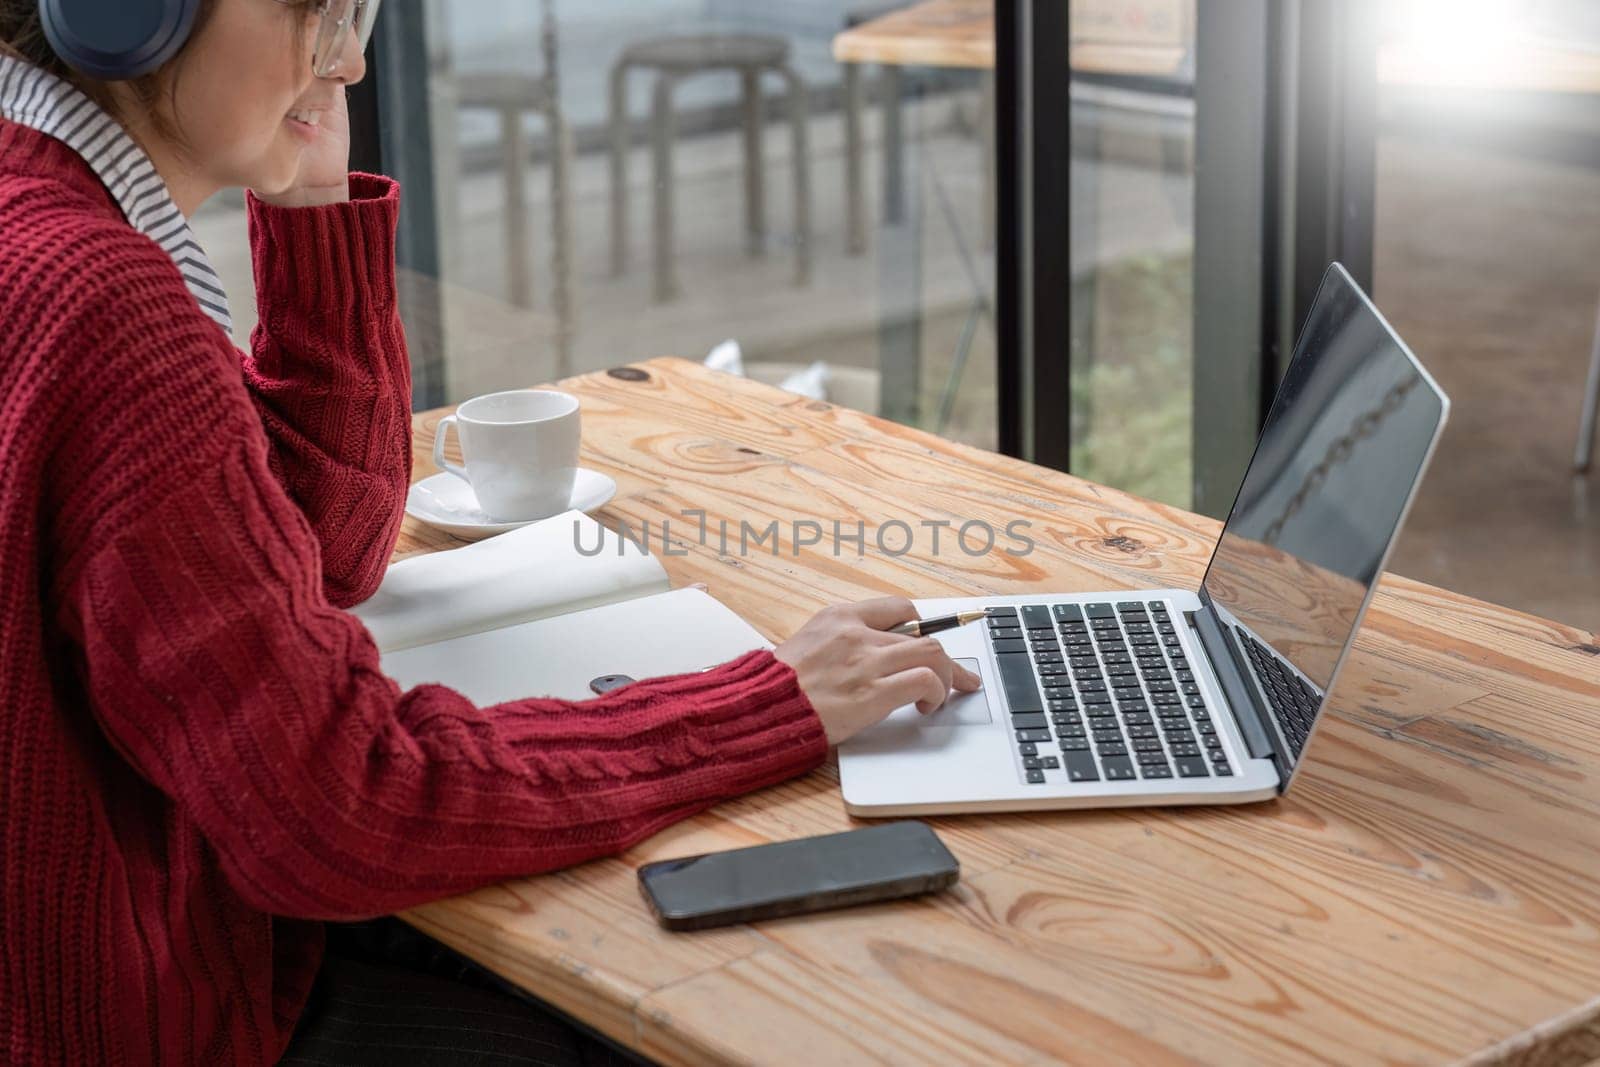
[{"xmin": 637, "ymin": 821, "xmax": 958, "ymax": 931}]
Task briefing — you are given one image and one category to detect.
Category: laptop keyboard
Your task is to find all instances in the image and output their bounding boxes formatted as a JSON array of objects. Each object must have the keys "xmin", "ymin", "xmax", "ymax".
[
  {"xmin": 1237, "ymin": 627, "xmax": 1319, "ymax": 759},
  {"xmin": 989, "ymin": 601, "xmax": 1232, "ymax": 785}
]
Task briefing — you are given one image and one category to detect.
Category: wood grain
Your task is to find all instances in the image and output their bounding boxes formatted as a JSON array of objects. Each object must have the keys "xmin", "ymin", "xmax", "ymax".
[
  {"xmin": 833, "ymin": 0, "xmax": 994, "ymax": 70},
  {"xmin": 399, "ymin": 357, "xmax": 1600, "ymax": 1066},
  {"xmin": 829, "ymin": 0, "xmax": 1189, "ymax": 80}
]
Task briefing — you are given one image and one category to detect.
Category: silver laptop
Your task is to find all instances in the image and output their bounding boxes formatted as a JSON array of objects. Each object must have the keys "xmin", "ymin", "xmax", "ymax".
[{"xmin": 839, "ymin": 264, "xmax": 1449, "ymax": 816}]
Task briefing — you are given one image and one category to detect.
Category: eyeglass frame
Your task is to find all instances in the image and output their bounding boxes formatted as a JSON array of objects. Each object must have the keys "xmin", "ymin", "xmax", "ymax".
[{"xmin": 272, "ymin": 0, "xmax": 382, "ymax": 79}]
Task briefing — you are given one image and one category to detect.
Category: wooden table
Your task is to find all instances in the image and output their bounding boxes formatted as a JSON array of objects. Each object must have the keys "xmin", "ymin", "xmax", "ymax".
[{"xmin": 395, "ymin": 358, "xmax": 1600, "ymax": 1066}]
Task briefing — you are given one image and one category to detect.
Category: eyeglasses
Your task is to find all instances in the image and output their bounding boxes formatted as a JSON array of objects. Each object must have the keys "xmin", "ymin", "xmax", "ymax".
[{"xmin": 276, "ymin": 0, "xmax": 384, "ymax": 78}]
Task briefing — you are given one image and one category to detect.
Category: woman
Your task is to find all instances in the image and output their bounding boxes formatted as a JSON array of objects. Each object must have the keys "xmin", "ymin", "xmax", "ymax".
[{"xmin": 0, "ymin": 1, "xmax": 980, "ymax": 1062}]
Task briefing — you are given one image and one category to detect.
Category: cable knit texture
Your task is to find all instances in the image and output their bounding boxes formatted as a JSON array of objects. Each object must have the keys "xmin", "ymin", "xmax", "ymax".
[{"xmin": 0, "ymin": 120, "xmax": 828, "ymax": 1065}]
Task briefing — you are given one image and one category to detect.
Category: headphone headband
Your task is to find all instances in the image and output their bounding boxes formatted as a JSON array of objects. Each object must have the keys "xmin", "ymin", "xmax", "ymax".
[{"xmin": 39, "ymin": 0, "xmax": 202, "ymax": 81}]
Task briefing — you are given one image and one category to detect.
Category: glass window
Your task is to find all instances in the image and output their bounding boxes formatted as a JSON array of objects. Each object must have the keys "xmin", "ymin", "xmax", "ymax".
[
  {"xmin": 201, "ymin": 0, "xmax": 1002, "ymax": 454},
  {"xmin": 1373, "ymin": 0, "xmax": 1600, "ymax": 631},
  {"xmin": 1067, "ymin": 0, "xmax": 1197, "ymax": 508}
]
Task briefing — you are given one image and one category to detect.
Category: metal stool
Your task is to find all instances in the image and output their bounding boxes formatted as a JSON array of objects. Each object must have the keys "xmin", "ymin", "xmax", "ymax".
[
  {"xmin": 609, "ymin": 34, "xmax": 811, "ymax": 302},
  {"xmin": 455, "ymin": 72, "xmax": 574, "ymax": 370},
  {"xmin": 1577, "ymin": 297, "xmax": 1600, "ymax": 473}
]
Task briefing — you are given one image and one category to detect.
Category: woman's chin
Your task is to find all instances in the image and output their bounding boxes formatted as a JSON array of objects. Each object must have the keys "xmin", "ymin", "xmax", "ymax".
[{"xmin": 248, "ymin": 148, "xmax": 309, "ymax": 198}]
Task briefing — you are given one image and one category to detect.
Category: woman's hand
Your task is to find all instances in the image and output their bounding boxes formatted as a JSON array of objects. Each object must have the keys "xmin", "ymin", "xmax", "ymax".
[
  {"xmin": 775, "ymin": 597, "xmax": 983, "ymax": 746},
  {"xmin": 255, "ymin": 90, "xmax": 353, "ymax": 208}
]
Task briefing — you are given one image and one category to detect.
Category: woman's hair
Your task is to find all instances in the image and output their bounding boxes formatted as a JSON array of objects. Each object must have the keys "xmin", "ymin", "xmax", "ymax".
[{"xmin": 0, "ymin": 1, "xmax": 218, "ymax": 134}]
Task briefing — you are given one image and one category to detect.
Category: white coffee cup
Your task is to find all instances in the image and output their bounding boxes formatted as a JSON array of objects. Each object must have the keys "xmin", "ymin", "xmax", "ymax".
[{"xmin": 432, "ymin": 389, "xmax": 581, "ymax": 522}]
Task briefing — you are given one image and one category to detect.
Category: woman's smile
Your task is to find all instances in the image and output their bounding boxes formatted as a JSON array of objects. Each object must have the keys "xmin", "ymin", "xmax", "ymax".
[{"xmin": 285, "ymin": 106, "xmax": 324, "ymax": 141}]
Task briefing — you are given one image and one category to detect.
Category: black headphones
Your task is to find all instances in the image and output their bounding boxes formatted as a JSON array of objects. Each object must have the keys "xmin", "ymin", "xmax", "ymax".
[{"xmin": 39, "ymin": 0, "xmax": 202, "ymax": 81}]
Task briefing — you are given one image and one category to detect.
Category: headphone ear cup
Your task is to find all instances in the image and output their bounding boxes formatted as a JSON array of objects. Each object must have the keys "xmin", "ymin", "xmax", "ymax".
[{"xmin": 38, "ymin": 0, "xmax": 202, "ymax": 82}]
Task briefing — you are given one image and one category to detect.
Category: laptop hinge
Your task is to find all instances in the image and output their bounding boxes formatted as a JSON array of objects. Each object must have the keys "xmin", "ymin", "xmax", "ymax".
[{"xmin": 1186, "ymin": 609, "xmax": 1293, "ymax": 788}]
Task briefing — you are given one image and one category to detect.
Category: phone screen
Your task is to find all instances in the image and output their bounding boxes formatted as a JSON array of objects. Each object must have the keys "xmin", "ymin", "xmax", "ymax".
[{"xmin": 637, "ymin": 821, "xmax": 957, "ymax": 929}]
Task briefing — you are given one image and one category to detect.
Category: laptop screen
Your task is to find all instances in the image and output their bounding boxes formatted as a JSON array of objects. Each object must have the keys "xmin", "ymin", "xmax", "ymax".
[{"xmin": 1200, "ymin": 265, "xmax": 1447, "ymax": 762}]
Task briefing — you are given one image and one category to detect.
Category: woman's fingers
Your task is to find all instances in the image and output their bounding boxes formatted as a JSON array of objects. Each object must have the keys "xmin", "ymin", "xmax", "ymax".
[
  {"xmin": 874, "ymin": 667, "xmax": 949, "ymax": 716},
  {"xmin": 841, "ymin": 596, "xmax": 919, "ymax": 632},
  {"xmin": 952, "ymin": 660, "xmax": 982, "ymax": 691},
  {"xmin": 875, "ymin": 638, "xmax": 955, "ymax": 693}
]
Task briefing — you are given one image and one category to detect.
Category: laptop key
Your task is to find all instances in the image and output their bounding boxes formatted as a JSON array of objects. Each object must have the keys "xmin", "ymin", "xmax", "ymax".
[
  {"xmin": 1170, "ymin": 743, "xmax": 1202, "ymax": 758},
  {"xmin": 1011, "ymin": 712, "xmax": 1048, "ymax": 730},
  {"xmin": 1140, "ymin": 764, "xmax": 1174, "ymax": 779},
  {"xmin": 1175, "ymin": 757, "xmax": 1210, "ymax": 778},
  {"xmin": 1086, "ymin": 603, "xmax": 1115, "ymax": 618},
  {"xmin": 1213, "ymin": 763, "xmax": 1234, "ymax": 777},
  {"xmin": 996, "ymin": 653, "xmax": 1043, "ymax": 713},
  {"xmin": 1052, "ymin": 604, "xmax": 1085, "ymax": 622},
  {"xmin": 1021, "ymin": 605, "xmax": 1053, "ymax": 629},
  {"xmin": 1026, "ymin": 769, "xmax": 1046, "ymax": 784},
  {"xmin": 1059, "ymin": 737, "xmax": 1091, "ymax": 751},
  {"xmin": 987, "ymin": 606, "xmax": 1018, "ymax": 619},
  {"xmin": 1062, "ymin": 750, "xmax": 1099, "ymax": 781},
  {"xmin": 1040, "ymin": 756, "xmax": 1060, "ymax": 770},
  {"xmin": 991, "ymin": 639, "xmax": 1027, "ymax": 655},
  {"xmin": 988, "ymin": 626, "xmax": 1023, "ymax": 641},
  {"xmin": 1023, "ymin": 757, "xmax": 1043, "ymax": 770},
  {"xmin": 1101, "ymin": 756, "xmax": 1137, "ymax": 780},
  {"xmin": 1096, "ymin": 743, "xmax": 1129, "ymax": 757},
  {"xmin": 1018, "ymin": 742, "xmax": 1038, "ymax": 756},
  {"xmin": 1016, "ymin": 728, "xmax": 1051, "ymax": 743}
]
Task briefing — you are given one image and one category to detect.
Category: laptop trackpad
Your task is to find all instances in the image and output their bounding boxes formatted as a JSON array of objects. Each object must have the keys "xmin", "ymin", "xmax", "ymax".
[{"xmin": 882, "ymin": 658, "xmax": 993, "ymax": 727}]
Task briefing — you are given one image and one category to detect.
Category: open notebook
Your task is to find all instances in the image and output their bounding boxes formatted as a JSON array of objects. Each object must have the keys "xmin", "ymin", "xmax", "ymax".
[{"xmin": 352, "ymin": 511, "xmax": 773, "ymax": 703}]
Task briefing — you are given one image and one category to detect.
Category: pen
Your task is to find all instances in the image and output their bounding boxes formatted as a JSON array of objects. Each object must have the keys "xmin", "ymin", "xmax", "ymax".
[{"xmin": 888, "ymin": 610, "xmax": 988, "ymax": 638}]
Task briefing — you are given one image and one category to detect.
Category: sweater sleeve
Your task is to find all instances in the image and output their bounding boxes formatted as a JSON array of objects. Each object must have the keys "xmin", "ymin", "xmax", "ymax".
[
  {"xmin": 46, "ymin": 216, "xmax": 829, "ymax": 922},
  {"xmin": 242, "ymin": 174, "xmax": 411, "ymax": 609},
  {"xmin": 62, "ymin": 429, "xmax": 828, "ymax": 920}
]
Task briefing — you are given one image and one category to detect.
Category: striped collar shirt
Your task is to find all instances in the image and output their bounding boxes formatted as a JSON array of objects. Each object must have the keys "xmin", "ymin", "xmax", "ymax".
[{"xmin": 0, "ymin": 55, "xmax": 233, "ymax": 334}]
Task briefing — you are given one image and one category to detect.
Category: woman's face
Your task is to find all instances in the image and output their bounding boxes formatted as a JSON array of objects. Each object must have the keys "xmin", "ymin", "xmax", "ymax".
[{"xmin": 150, "ymin": 0, "xmax": 367, "ymax": 196}]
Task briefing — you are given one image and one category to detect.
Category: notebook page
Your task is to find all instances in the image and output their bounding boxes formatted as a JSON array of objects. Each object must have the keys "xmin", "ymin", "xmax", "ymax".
[
  {"xmin": 378, "ymin": 587, "xmax": 772, "ymax": 702},
  {"xmin": 352, "ymin": 510, "xmax": 669, "ymax": 652}
]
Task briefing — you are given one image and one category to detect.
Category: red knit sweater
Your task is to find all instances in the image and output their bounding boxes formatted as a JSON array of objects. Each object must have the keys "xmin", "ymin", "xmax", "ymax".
[{"xmin": 0, "ymin": 121, "xmax": 828, "ymax": 1065}]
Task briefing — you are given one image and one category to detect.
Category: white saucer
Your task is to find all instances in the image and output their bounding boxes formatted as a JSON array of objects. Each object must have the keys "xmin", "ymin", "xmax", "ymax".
[{"xmin": 406, "ymin": 468, "xmax": 618, "ymax": 541}]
